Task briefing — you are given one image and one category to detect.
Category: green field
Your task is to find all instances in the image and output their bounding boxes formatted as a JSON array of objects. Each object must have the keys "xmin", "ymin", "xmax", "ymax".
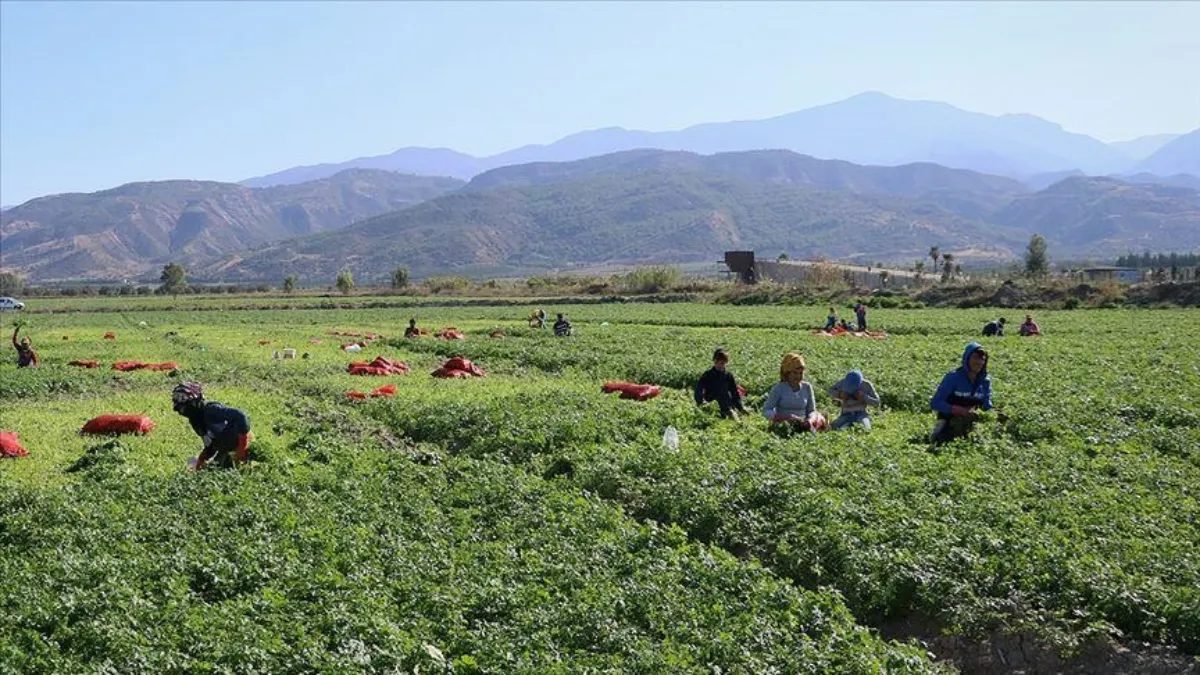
[{"xmin": 2, "ymin": 302, "xmax": 1197, "ymax": 673}]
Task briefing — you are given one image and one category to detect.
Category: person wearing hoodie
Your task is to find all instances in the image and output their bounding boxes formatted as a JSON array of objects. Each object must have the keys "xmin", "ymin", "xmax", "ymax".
[
  {"xmin": 763, "ymin": 352, "xmax": 825, "ymax": 432},
  {"xmin": 11, "ymin": 323, "xmax": 38, "ymax": 368},
  {"xmin": 828, "ymin": 370, "xmax": 881, "ymax": 430},
  {"xmin": 982, "ymin": 317, "xmax": 1006, "ymax": 337},
  {"xmin": 929, "ymin": 342, "xmax": 1004, "ymax": 445}
]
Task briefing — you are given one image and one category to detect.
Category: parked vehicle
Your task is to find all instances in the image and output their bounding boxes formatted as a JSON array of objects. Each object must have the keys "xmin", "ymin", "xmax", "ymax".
[{"xmin": 0, "ymin": 297, "xmax": 26, "ymax": 311}]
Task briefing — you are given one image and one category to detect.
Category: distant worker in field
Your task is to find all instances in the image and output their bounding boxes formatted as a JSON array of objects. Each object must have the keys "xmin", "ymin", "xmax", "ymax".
[
  {"xmin": 929, "ymin": 342, "xmax": 1006, "ymax": 445},
  {"xmin": 828, "ymin": 369, "xmax": 880, "ymax": 430},
  {"xmin": 854, "ymin": 302, "xmax": 868, "ymax": 331},
  {"xmin": 694, "ymin": 348, "xmax": 748, "ymax": 420},
  {"xmin": 172, "ymin": 382, "xmax": 252, "ymax": 471},
  {"xmin": 1018, "ymin": 314, "xmax": 1041, "ymax": 337},
  {"xmin": 982, "ymin": 317, "xmax": 1007, "ymax": 337},
  {"xmin": 763, "ymin": 352, "xmax": 825, "ymax": 432},
  {"xmin": 404, "ymin": 318, "xmax": 421, "ymax": 339},
  {"xmin": 553, "ymin": 313, "xmax": 573, "ymax": 337},
  {"xmin": 528, "ymin": 309, "xmax": 547, "ymax": 328},
  {"xmin": 838, "ymin": 318, "xmax": 853, "ymax": 332},
  {"xmin": 823, "ymin": 307, "xmax": 838, "ymax": 331},
  {"xmin": 11, "ymin": 323, "xmax": 38, "ymax": 368}
]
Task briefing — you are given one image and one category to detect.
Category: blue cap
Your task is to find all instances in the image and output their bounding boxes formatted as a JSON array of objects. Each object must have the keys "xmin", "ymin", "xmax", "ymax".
[{"xmin": 842, "ymin": 370, "xmax": 863, "ymax": 394}]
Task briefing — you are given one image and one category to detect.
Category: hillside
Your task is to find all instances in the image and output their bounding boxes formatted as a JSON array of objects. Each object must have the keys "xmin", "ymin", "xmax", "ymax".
[
  {"xmin": 993, "ymin": 176, "xmax": 1200, "ymax": 253},
  {"xmin": 466, "ymin": 148, "xmax": 1028, "ymax": 221},
  {"xmin": 1131, "ymin": 129, "xmax": 1200, "ymax": 177},
  {"xmin": 241, "ymin": 92, "xmax": 1135, "ymax": 187},
  {"xmin": 0, "ymin": 170, "xmax": 464, "ymax": 281},
  {"xmin": 215, "ymin": 167, "xmax": 1019, "ymax": 283},
  {"xmin": 1110, "ymin": 133, "xmax": 1182, "ymax": 161}
]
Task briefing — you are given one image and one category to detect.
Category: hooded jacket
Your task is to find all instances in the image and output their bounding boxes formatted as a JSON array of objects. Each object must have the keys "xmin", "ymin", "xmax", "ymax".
[
  {"xmin": 930, "ymin": 342, "xmax": 992, "ymax": 419},
  {"xmin": 184, "ymin": 402, "xmax": 251, "ymax": 450}
]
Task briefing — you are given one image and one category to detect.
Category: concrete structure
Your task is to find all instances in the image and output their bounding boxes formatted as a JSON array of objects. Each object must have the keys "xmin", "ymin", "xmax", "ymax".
[
  {"xmin": 1079, "ymin": 267, "xmax": 1142, "ymax": 283},
  {"xmin": 722, "ymin": 250, "xmax": 918, "ymax": 288}
]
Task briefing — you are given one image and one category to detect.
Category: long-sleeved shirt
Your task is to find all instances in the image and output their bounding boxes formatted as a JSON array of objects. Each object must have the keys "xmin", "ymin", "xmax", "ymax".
[
  {"xmin": 694, "ymin": 367, "xmax": 745, "ymax": 414},
  {"xmin": 828, "ymin": 378, "xmax": 881, "ymax": 413},
  {"xmin": 762, "ymin": 381, "xmax": 815, "ymax": 421},
  {"xmin": 1019, "ymin": 321, "xmax": 1040, "ymax": 336}
]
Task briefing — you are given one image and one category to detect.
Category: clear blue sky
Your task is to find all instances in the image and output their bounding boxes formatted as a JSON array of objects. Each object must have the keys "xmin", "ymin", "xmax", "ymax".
[{"xmin": 2, "ymin": 1, "xmax": 1198, "ymax": 205}]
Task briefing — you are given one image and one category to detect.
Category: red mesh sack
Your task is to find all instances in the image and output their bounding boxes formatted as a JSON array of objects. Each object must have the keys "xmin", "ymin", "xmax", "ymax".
[
  {"xmin": 0, "ymin": 431, "xmax": 29, "ymax": 458},
  {"xmin": 81, "ymin": 414, "xmax": 156, "ymax": 436},
  {"xmin": 69, "ymin": 360, "xmax": 101, "ymax": 368},
  {"xmin": 345, "ymin": 390, "xmax": 368, "ymax": 400},
  {"xmin": 370, "ymin": 384, "xmax": 397, "ymax": 398},
  {"xmin": 602, "ymin": 381, "xmax": 662, "ymax": 401}
]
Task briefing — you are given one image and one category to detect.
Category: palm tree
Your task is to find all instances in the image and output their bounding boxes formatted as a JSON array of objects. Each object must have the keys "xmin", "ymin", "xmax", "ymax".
[
  {"xmin": 929, "ymin": 246, "xmax": 941, "ymax": 274},
  {"xmin": 941, "ymin": 253, "xmax": 955, "ymax": 281}
]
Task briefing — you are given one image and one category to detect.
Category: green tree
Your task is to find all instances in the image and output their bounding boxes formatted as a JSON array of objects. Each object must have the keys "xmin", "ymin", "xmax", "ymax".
[
  {"xmin": 1024, "ymin": 234, "xmax": 1050, "ymax": 278},
  {"xmin": 0, "ymin": 271, "xmax": 23, "ymax": 296},
  {"xmin": 159, "ymin": 262, "xmax": 187, "ymax": 298},
  {"xmin": 914, "ymin": 260, "xmax": 926, "ymax": 282},
  {"xmin": 878, "ymin": 270, "xmax": 890, "ymax": 287},
  {"xmin": 928, "ymin": 246, "xmax": 941, "ymax": 274},
  {"xmin": 335, "ymin": 267, "xmax": 354, "ymax": 295},
  {"xmin": 940, "ymin": 253, "xmax": 955, "ymax": 282},
  {"xmin": 391, "ymin": 267, "xmax": 410, "ymax": 290},
  {"xmin": 283, "ymin": 275, "xmax": 297, "ymax": 294}
]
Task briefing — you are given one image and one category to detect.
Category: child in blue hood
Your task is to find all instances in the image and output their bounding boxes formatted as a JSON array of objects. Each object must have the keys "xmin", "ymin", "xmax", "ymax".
[
  {"xmin": 829, "ymin": 369, "xmax": 880, "ymax": 430},
  {"xmin": 929, "ymin": 342, "xmax": 1004, "ymax": 445}
]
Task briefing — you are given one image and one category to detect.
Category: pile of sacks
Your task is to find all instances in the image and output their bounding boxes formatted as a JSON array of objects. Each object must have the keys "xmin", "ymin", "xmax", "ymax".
[
  {"xmin": 347, "ymin": 356, "xmax": 410, "ymax": 376},
  {"xmin": 432, "ymin": 356, "xmax": 486, "ymax": 379},
  {"xmin": 601, "ymin": 381, "xmax": 662, "ymax": 401},
  {"xmin": 810, "ymin": 328, "xmax": 889, "ymax": 339}
]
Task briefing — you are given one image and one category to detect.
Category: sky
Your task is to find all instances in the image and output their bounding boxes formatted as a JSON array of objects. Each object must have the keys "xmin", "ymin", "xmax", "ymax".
[{"xmin": 2, "ymin": 1, "xmax": 1198, "ymax": 205}]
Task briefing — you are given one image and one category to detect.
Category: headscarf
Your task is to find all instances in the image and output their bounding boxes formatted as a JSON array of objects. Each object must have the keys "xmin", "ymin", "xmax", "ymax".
[{"xmin": 779, "ymin": 352, "xmax": 806, "ymax": 382}]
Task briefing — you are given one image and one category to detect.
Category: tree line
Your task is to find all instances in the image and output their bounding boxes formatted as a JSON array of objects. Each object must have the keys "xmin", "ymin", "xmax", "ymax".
[{"xmin": 1113, "ymin": 252, "xmax": 1200, "ymax": 269}]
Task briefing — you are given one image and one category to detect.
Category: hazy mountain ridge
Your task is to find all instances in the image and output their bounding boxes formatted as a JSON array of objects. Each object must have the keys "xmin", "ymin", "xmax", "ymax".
[{"xmin": 240, "ymin": 92, "xmax": 1181, "ymax": 188}]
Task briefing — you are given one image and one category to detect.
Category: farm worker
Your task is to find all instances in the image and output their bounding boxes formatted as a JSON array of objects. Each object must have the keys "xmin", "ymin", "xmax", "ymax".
[
  {"xmin": 823, "ymin": 307, "xmax": 837, "ymax": 331},
  {"xmin": 982, "ymin": 317, "xmax": 1007, "ymax": 337},
  {"xmin": 1018, "ymin": 314, "xmax": 1040, "ymax": 336},
  {"xmin": 929, "ymin": 342, "xmax": 1005, "ymax": 445},
  {"xmin": 553, "ymin": 313, "xmax": 573, "ymax": 337},
  {"xmin": 694, "ymin": 348, "xmax": 748, "ymax": 419},
  {"xmin": 763, "ymin": 352, "xmax": 822, "ymax": 432},
  {"xmin": 828, "ymin": 369, "xmax": 880, "ymax": 430},
  {"xmin": 404, "ymin": 318, "xmax": 421, "ymax": 338},
  {"xmin": 854, "ymin": 302, "xmax": 868, "ymax": 331},
  {"xmin": 838, "ymin": 318, "xmax": 853, "ymax": 332},
  {"xmin": 172, "ymin": 381, "xmax": 252, "ymax": 471},
  {"xmin": 527, "ymin": 308, "xmax": 547, "ymax": 328},
  {"xmin": 11, "ymin": 324, "xmax": 38, "ymax": 367}
]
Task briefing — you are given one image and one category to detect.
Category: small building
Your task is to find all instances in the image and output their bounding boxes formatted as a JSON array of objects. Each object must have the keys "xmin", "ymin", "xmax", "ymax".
[{"xmin": 1080, "ymin": 267, "xmax": 1141, "ymax": 283}]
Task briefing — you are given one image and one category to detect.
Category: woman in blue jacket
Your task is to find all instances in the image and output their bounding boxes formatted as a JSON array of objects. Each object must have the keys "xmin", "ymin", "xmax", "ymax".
[{"xmin": 929, "ymin": 342, "xmax": 1005, "ymax": 445}]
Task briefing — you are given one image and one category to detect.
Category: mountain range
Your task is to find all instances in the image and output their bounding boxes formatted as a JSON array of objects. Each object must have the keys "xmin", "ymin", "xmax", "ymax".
[
  {"xmin": 0, "ymin": 170, "xmax": 463, "ymax": 281},
  {"xmin": 3, "ymin": 91, "xmax": 1198, "ymax": 283},
  {"xmin": 241, "ymin": 92, "xmax": 1198, "ymax": 188}
]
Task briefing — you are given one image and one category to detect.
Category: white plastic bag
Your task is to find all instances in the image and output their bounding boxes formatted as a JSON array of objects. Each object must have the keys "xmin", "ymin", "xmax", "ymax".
[
  {"xmin": 344, "ymin": 344, "xmax": 362, "ymax": 353},
  {"xmin": 662, "ymin": 426, "xmax": 679, "ymax": 451}
]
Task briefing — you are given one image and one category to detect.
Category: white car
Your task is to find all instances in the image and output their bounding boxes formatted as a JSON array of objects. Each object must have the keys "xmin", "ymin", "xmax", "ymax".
[{"xmin": 0, "ymin": 297, "xmax": 25, "ymax": 311}]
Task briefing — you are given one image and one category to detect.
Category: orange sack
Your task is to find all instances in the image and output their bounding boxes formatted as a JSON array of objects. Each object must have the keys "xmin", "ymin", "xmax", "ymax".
[
  {"xmin": 602, "ymin": 381, "xmax": 663, "ymax": 401},
  {"xmin": 347, "ymin": 356, "xmax": 410, "ymax": 376},
  {"xmin": 0, "ymin": 431, "xmax": 29, "ymax": 458},
  {"xmin": 432, "ymin": 356, "xmax": 486, "ymax": 379},
  {"xmin": 81, "ymin": 414, "xmax": 156, "ymax": 436},
  {"xmin": 69, "ymin": 360, "xmax": 101, "ymax": 368}
]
